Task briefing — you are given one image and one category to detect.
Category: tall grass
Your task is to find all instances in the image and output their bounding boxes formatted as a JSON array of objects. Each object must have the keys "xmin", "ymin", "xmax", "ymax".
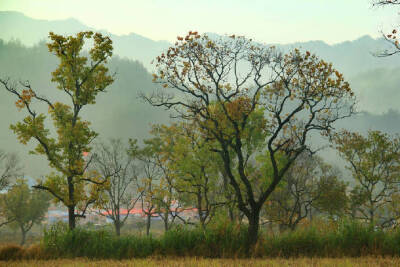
[{"xmin": 2, "ymin": 219, "xmax": 400, "ymax": 260}]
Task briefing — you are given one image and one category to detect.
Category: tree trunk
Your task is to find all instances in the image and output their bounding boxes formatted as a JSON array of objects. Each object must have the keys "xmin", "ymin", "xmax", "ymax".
[
  {"xmin": 146, "ymin": 214, "xmax": 151, "ymax": 236},
  {"xmin": 115, "ymin": 220, "xmax": 121, "ymax": 236},
  {"xmin": 222, "ymin": 170, "xmax": 235, "ymax": 223},
  {"xmin": 68, "ymin": 205, "xmax": 76, "ymax": 230},
  {"xmin": 196, "ymin": 191, "xmax": 206, "ymax": 229},
  {"xmin": 163, "ymin": 215, "xmax": 169, "ymax": 232},
  {"xmin": 245, "ymin": 210, "xmax": 260, "ymax": 256},
  {"xmin": 229, "ymin": 207, "xmax": 235, "ymax": 222},
  {"xmin": 20, "ymin": 228, "xmax": 26, "ymax": 246},
  {"xmin": 68, "ymin": 176, "xmax": 76, "ymax": 230},
  {"xmin": 370, "ymin": 207, "xmax": 375, "ymax": 225}
]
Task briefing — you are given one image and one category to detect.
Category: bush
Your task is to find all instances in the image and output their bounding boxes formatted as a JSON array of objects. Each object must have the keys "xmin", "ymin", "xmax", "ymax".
[{"xmin": 0, "ymin": 244, "xmax": 24, "ymax": 261}]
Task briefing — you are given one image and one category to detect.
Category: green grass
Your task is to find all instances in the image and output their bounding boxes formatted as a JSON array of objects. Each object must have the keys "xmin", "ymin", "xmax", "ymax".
[{"xmin": 2, "ymin": 219, "xmax": 400, "ymax": 260}]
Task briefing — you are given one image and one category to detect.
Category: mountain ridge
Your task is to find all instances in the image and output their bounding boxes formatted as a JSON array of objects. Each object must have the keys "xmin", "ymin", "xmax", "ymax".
[{"xmin": 0, "ymin": 11, "xmax": 396, "ymax": 74}]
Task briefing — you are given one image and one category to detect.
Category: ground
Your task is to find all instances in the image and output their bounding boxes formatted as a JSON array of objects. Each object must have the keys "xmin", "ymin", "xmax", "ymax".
[{"xmin": 0, "ymin": 257, "xmax": 398, "ymax": 267}]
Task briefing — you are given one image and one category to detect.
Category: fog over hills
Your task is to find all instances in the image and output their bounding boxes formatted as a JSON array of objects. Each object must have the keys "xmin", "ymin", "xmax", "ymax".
[
  {"xmin": 1, "ymin": 11, "xmax": 400, "ymax": 179},
  {"xmin": 0, "ymin": 11, "xmax": 169, "ymax": 70}
]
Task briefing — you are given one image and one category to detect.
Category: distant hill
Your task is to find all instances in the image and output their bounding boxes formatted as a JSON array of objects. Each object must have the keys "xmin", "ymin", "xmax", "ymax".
[
  {"xmin": 0, "ymin": 11, "xmax": 170, "ymax": 70},
  {"xmin": 277, "ymin": 35, "xmax": 398, "ymax": 77},
  {"xmin": 1, "ymin": 11, "xmax": 399, "ymax": 75},
  {"xmin": 1, "ymin": 11, "xmax": 400, "ymax": 179},
  {"xmin": 2, "ymin": 11, "xmax": 400, "ymax": 114}
]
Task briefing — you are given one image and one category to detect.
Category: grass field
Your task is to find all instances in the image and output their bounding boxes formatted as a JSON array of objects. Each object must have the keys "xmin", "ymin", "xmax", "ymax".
[{"xmin": 1, "ymin": 257, "xmax": 399, "ymax": 267}]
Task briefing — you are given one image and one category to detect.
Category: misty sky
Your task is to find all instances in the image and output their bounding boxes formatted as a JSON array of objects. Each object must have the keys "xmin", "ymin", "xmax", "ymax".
[{"xmin": 0, "ymin": 0, "xmax": 398, "ymax": 44}]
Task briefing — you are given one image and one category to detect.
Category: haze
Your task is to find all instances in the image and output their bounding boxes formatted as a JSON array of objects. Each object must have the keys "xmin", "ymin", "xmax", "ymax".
[{"xmin": 0, "ymin": 0, "xmax": 397, "ymax": 44}]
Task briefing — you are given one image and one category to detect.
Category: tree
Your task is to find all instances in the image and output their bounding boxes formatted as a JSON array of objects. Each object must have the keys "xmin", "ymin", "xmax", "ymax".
[
  {"xmin": 130, "ymin": 141, "xmax": 160, "ymax": 236},
  {"xmin": 0, "ymin": 150, "xmax": 21, "ymax": 191},
  {"xmin": 0, "ymin": 31, "xmax": 114, "ymax": 230},
  {"xmin": 144, "ymin": 32, "xmax": 356, "ymax": 250},
  {"xmin": 333, "ymin": 130, "xmax": 400, "ymax": 227},
  {"xmin": 372, "ymin": 1, "xmax": 400, "ymax": 56},
  {"xmin": 130, "ymin": 135, "xmax": 182, "ymax": 233},
  {"xmin": 373, "ymin": 0, "xmax": 400, "ymax": 4},
  {"xmin": 313, "ymin": 167, "xmax": 348, "ymax": 219},
  {"xmin": 153, "ymin": 123, "xmax": 226, "ymax": 229},
  {"xmin": 0, "ymin": 179, "xmax": 50, "ymax": 245},
  {"xmin": 264, "ymin": 153, "xmax": 348, "ymax": 231},
  {"xmin": 92, "ymin": 139, "xmax": 141, "ymax": 236},
  {"xmin": 143, "ymin": 132, "xmax": 179, "ymax": 232},
  {"xmin": 0, "ymin": 150, "xmax": 22, "ymax": 228}
]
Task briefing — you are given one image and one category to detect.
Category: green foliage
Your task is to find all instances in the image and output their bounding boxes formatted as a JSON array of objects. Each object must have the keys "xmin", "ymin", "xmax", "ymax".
[
  {"xmin": 43, "ymin": 221, "xmax": 158, "ymax": 259},
  {"xmin": 262, "ymin": 153, "xmax": 348, "ymax": 230},
  {"xmin": 149, "ymin": 123, "xmax": 224, "ymax": 227},
  {"xmin": 35, "ymin": 220, "xmax": 400, "ymax": 259},
  {"xmin": 1, "ymin": 220, "xmax": 400, "ymax": 259},
  {"xmin": 333, "ymin": 130, "xmax": 400, "ymax": 226},
  {"xmin": 0, "ymin": 179, "xmax": 50, "ymax": 245},
  {"xmin": 314, "ymin": 172, "xmax": 348, "ymax": 218},
  {"xmin": 1, "ymin": 31, "xmax": 116, "ymax": 229},
  {"xmin": 264, "ymin": 219, "xmax": 400, "ymax": 257}
]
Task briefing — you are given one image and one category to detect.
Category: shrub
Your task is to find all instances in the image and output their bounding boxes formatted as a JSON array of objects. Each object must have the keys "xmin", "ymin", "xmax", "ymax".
[{"xmin": 0, "ymin": 244, "xmax": 24, "ymax": 261}]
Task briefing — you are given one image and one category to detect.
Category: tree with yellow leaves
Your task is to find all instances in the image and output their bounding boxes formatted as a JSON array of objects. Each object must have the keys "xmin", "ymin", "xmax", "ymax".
[
  {"xmin": 0, "ymin": 31, "xmax": 114, "ymax": 230},
  {"xmin": 145, "ymin": 31, "xmax": 356, "ymax": 251}
]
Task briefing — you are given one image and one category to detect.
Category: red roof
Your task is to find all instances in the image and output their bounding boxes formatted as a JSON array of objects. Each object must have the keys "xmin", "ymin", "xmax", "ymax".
[{"xmin": 101, "ymin": 207, "xmax": 198, "ymax": 217}]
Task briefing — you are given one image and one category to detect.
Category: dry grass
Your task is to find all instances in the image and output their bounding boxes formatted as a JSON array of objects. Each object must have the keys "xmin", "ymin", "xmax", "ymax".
[{"xmin": 0, "ymin": 257, "xmax": 399, "ymax": 267}]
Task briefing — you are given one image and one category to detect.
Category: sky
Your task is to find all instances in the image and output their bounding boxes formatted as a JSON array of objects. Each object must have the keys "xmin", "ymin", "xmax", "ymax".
[{"xmin": 0, "ymin": 0, "xmax": 398, "ymax": 44}]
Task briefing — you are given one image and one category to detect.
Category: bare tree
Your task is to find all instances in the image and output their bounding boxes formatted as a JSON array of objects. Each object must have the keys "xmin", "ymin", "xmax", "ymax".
[
  {"xmin": 373, "ymin": 0, "xmax": 400, "ymax": 6},
  {"xmin": 92, "ymin": 139, "xmax": 141, "ymax": 236},
  {"xmin": 372, "ymin": 0, "xmax": 400, "ymax": 56}
]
